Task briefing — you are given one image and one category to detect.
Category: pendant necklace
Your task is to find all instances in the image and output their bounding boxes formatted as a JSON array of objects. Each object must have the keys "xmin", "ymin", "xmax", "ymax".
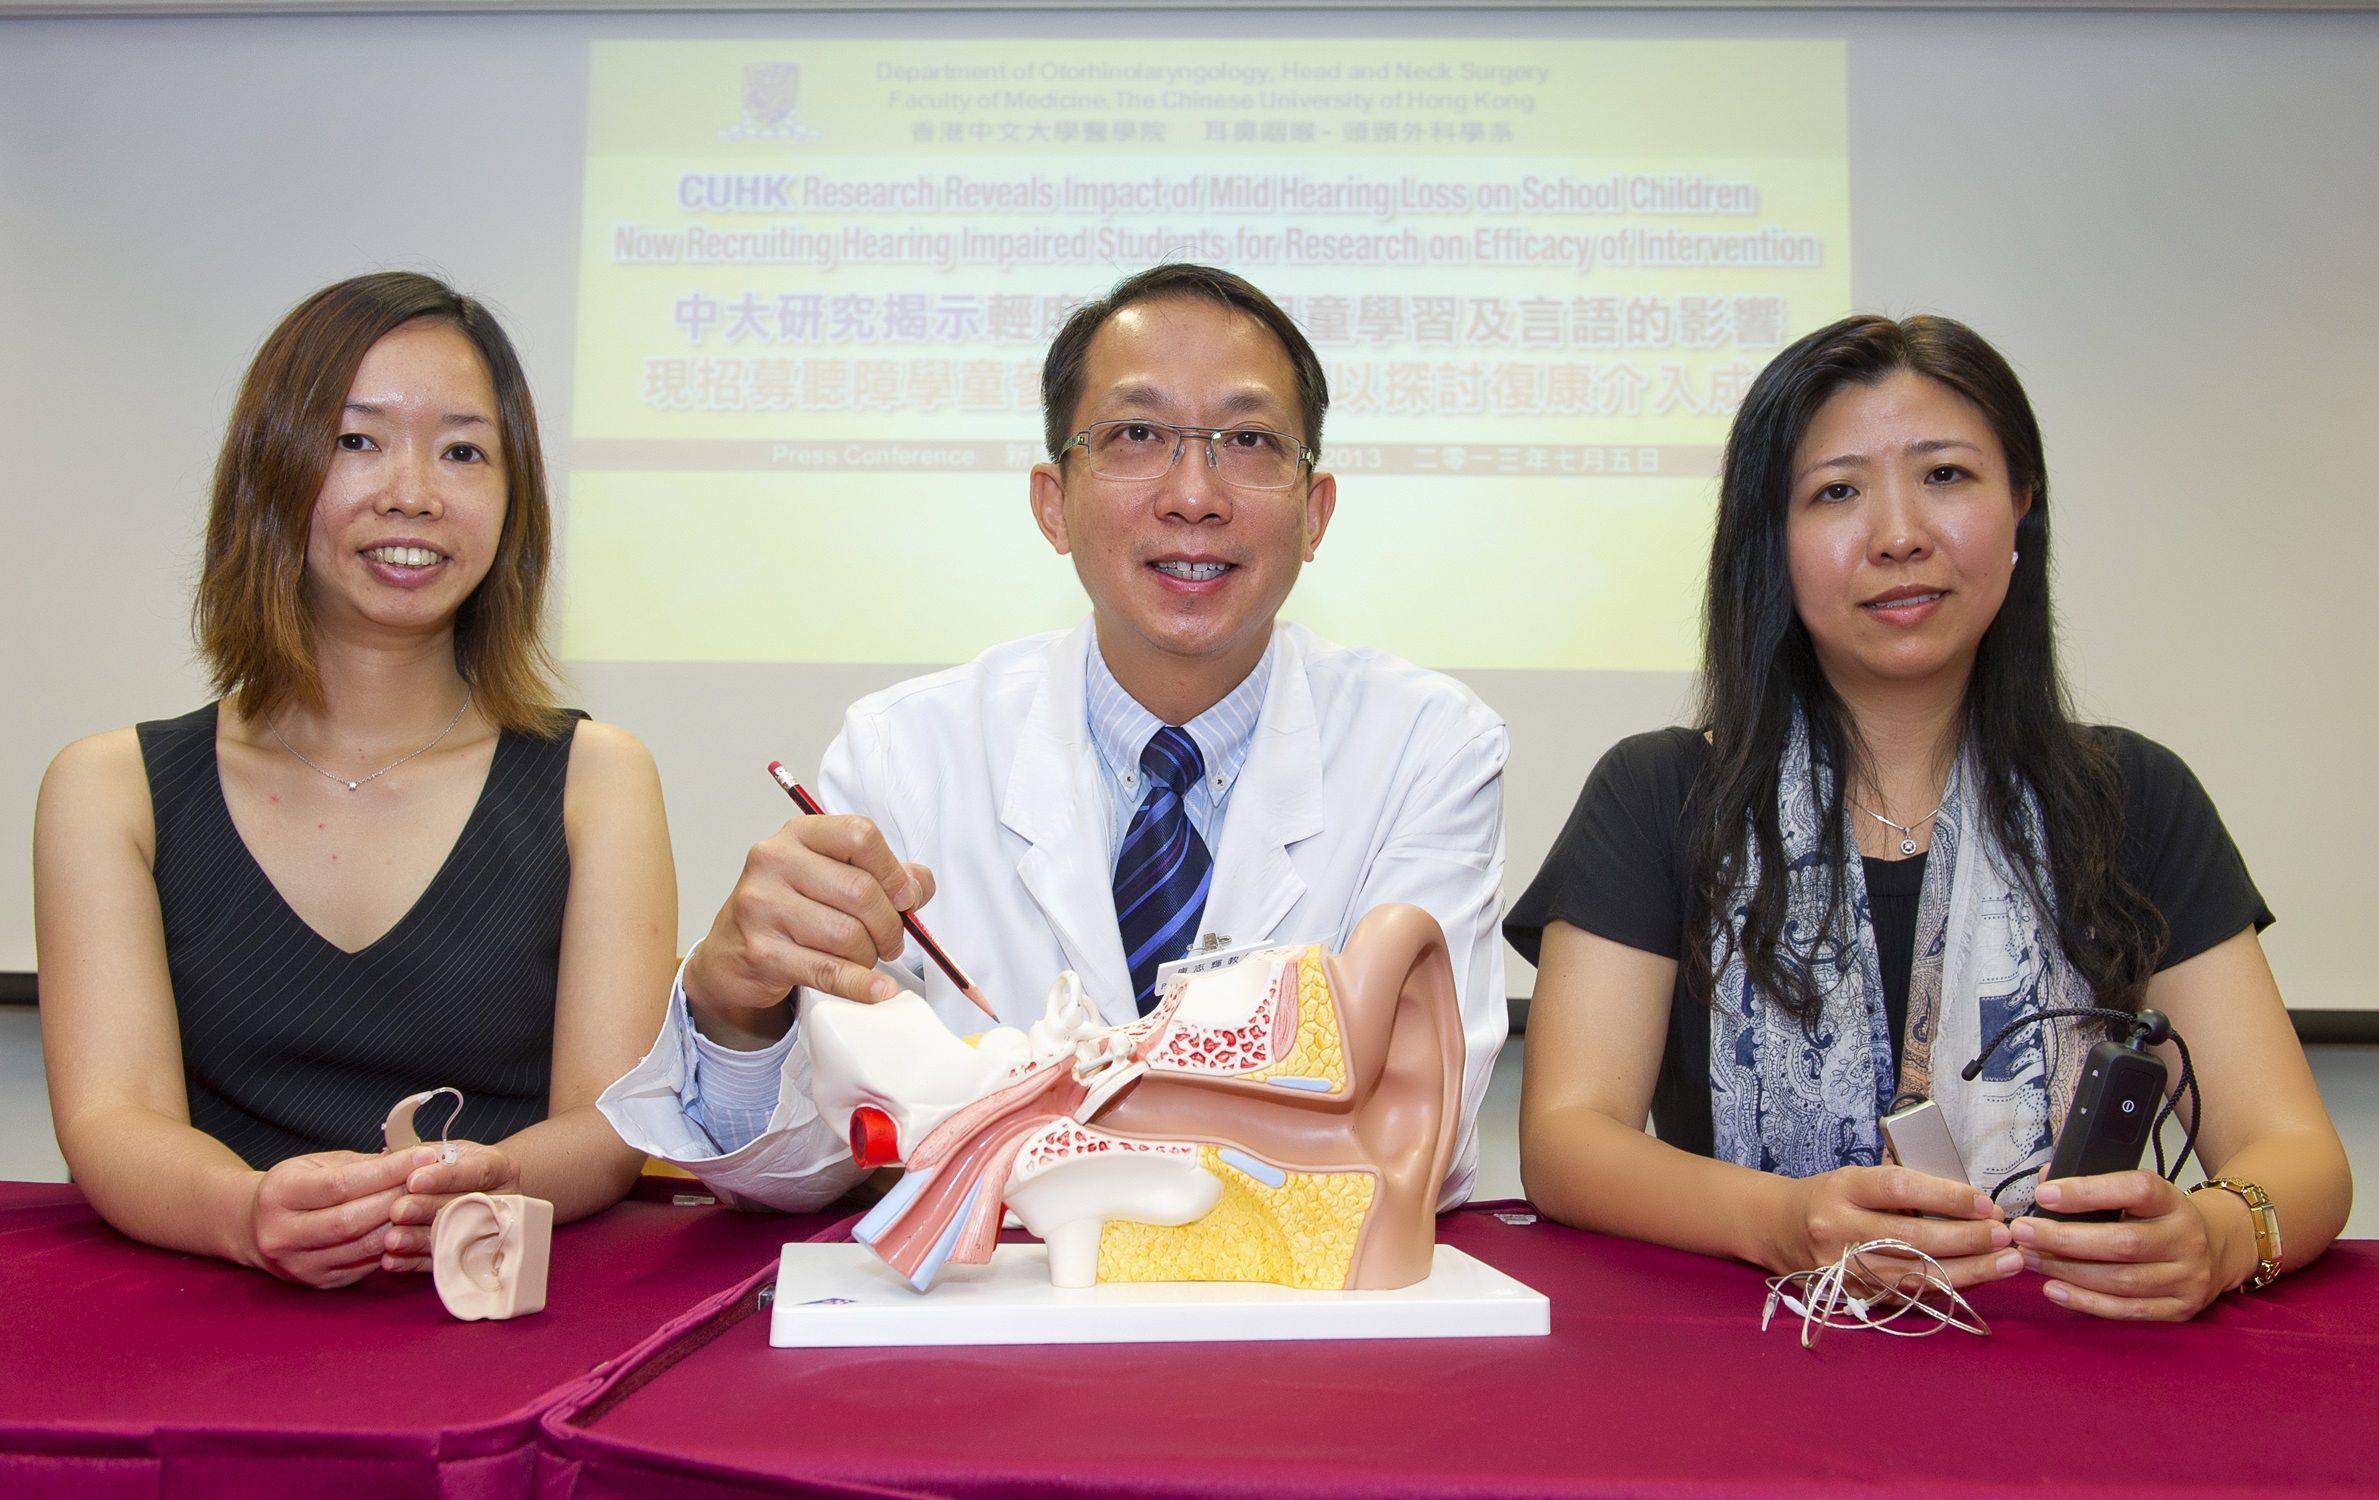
[
  {"xmin": 1851, "ymin": 797, "xmax": 1942, "ymax": 857},
  {"xmin": 268, "ymin": 691, "xmax": 474, "ymax": 792}
]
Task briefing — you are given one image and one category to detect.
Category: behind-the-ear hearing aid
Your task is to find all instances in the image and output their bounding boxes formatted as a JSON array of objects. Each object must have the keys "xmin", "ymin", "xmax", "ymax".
[{"xmin": 383, "ymin": 1087, "xmax": 464, "ymax": 1164}]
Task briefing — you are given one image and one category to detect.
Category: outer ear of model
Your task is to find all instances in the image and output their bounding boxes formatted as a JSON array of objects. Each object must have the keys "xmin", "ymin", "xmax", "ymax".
[
  {"xmin": 806, "ymin": 902, "xmax": 1463, "ymax": 1292},
  {"xmin": 431, "ymin": 1193, "xmax": 554, "ymax": 1321}
]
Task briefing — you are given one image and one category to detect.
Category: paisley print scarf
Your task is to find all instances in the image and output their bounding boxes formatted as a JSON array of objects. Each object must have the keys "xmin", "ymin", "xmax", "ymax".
[{"xmin": 1707, "ymin": 713, "xmax": 2102, "ymax": 1211}]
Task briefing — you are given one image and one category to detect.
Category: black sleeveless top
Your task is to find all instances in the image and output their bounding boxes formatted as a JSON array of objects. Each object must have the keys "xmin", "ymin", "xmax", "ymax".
[{"xmin": 138, "ymin": 704, "xmax": 583, "ymax": 1169}]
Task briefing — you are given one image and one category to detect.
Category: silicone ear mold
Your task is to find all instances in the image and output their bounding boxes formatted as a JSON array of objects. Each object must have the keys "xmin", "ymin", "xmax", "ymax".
[{"xmin": 431, "ymin": 1193, "xmax": 553, "ymax": 1321}]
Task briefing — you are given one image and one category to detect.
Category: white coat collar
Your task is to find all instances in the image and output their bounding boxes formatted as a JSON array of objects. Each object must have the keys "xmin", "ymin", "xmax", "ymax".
[
  {"xmin": 1000, "ymin": 622, "xmax": 1136, "ymax": 1021},
  {"xmin": 1202, "ymin": 622, "xmax": 1323, "ymax": 949}
]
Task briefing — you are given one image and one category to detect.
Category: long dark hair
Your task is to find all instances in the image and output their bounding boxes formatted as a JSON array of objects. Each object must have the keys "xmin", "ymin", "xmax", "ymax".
[
  {"xmin": 1685, "ymin": 313, "xmax": 2165, "ymax": 1022},
  {"xmin": 196, "ymin": 271, "xmax": 564, "ymax": 735}
]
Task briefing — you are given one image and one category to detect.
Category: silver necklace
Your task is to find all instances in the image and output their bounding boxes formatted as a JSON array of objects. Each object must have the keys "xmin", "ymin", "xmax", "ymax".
[
  {"xmin": 1850, "ymin": 797, "xmax": 1942, "ymax": 857},
  {"xmin": 267, "ymin": 691, "xmax": 473, "ymax": 792}
]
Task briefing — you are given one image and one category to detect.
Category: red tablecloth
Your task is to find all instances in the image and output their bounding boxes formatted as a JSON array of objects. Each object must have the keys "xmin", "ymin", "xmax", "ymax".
[
  {"xmin": 7, "ymin": 1182, "xmax": 2375, "ymax": 1500},
  {"xmin": 0, "ymin": 1180, "xmax": 823, "ymax": 1499},
  {"xmin": 542, "ymin": 1204, "xmax": 2379, "ymax": 1500}
]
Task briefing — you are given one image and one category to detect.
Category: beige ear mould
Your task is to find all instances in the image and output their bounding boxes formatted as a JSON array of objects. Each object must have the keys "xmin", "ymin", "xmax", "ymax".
[{"xmin": 432, "ymin": 1193, "xmax": 554, "ymax": 1321}]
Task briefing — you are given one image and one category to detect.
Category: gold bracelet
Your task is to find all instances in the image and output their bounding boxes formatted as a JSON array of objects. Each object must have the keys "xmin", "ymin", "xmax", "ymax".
[{"xmin": 2188, "ymin": 1178, "xmax": 2283, "ymax": 1292}]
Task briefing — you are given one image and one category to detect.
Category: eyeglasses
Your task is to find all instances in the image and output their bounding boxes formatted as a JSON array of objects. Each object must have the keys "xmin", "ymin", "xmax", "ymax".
[
  {"xmin": 1063, "ymin": 420, "xmax": 1316, "ymax": 491},
  {"xmin": 1761, "ymin": 1239, "xmax": 1989, "ymax": 1349}
]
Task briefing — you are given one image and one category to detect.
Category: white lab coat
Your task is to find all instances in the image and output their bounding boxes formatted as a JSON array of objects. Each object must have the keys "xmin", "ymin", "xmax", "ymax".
[{"xmin": 599, "ymin": 620, "xmax": 1509, "ymax": 1213}]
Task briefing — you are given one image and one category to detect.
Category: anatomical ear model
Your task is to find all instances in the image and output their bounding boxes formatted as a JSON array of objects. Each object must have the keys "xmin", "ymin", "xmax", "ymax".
[
  {"xmin": 432, "ymin": 1193, "xmax": 554, "ymax": 1321},
  {"xmin": 806, "ymin": 903, "xmax": 1463, "ymax": 1292}
]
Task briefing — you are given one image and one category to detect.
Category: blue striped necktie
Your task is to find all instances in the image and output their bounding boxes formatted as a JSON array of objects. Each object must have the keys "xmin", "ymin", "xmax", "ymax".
[{"xmin": 1112, "ymin": 725, "xmax": 1214, "ymax": 1015}]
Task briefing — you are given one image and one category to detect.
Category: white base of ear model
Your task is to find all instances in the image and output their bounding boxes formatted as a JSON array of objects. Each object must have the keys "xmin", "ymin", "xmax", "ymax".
[{"xmin": 768, "ymin": 1242, "xmax": 1550, "ymax": 1346}]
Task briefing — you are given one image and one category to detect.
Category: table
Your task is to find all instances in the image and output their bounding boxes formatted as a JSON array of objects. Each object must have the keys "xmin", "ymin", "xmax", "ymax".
[
  {"xmin": 0, "ymin": 1179, "xmax": 818, "ymax": 1499},
  {"xmin": 542, "ymin": 1205, "xmax": 2379, "ymax": 1500},
  {"xmin": 5, "ymin": 1184, "xmax": 2374, "ymax": 1500}
]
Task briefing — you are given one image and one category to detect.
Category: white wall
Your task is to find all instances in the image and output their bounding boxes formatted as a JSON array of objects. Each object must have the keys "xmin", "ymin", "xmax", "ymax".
[{"xmin": 3, "ymin": 8, "xmax": 2374, "ymax": 1009}]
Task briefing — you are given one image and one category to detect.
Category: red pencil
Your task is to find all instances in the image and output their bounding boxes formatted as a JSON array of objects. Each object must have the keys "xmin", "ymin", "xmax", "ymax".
[{"xmin": 765, "ymin": 761, "xmax": 998, "ymax": 1020}]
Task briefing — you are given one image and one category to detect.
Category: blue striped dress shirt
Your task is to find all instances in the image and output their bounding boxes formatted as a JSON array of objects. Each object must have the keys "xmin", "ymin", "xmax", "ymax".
[{"xmin": 1084, "ymin": 631, "xmax": 1274, "ymax": 861}]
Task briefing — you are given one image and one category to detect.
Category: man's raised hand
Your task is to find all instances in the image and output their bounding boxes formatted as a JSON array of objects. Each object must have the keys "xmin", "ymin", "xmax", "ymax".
[{"xmin": 683, "ymin": 813, "xmax": 935, "ymax": 1039}]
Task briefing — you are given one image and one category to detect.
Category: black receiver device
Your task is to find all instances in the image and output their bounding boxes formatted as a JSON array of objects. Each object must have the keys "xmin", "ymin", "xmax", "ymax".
[
  {"xmin": 1960, "ymin": 1006, "xmax": 2199, "ymax": 1218},
  {"xmin": 2034, "ymin": 1041, "xmax": 2170, "ymax": 1220}
]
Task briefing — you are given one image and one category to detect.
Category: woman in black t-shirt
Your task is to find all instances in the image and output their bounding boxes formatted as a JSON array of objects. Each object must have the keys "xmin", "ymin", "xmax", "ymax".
[{"xmin": 1506, "ymin": 315, "xmax": 2348, "ymax": 1319}]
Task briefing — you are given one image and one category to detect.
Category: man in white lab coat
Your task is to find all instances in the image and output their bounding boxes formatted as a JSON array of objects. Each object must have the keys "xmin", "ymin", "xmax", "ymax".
[{"xmin": 600, "ymin": 264, "xmax": 1508, "ymax": 1213}]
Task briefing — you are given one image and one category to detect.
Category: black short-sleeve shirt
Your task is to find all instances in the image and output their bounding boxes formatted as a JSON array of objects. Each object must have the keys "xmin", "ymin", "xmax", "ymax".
[{"xmin": 1504, "ymin": 727, "xmax": 2274, "ymax": 1157}]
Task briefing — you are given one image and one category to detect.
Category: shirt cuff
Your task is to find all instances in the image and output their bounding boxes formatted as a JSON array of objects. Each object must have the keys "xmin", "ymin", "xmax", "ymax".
[{"xmin": 678, "ymin": 957, "xmax": 799, "ymax": 1157}]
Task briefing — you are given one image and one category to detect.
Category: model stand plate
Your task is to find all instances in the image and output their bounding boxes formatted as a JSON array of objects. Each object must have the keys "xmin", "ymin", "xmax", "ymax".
[{"xmin": 769, "ymin": 1242, "xmax": 1550, "ymax": 1347}]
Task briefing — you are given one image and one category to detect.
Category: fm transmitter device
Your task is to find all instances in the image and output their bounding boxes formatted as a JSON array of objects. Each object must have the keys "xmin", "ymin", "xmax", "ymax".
[{"xmin": 1959, "ymin": 1006, "xmax": 2197, "ymax": 1216}]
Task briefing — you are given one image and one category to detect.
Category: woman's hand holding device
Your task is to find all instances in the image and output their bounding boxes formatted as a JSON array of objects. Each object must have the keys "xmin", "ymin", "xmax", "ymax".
[
  {"xmin": 245, "ymin": 1150, "xmax": 417, "ymax": 1289},
  {"xmin": 1975, "ymin": 977, "xmax": 2326, "ymax": 1321},
  {"xmin": 244, "ymin": 1131, "xmax": 528, "ymax": 1283},
  {"xmin": 381, "ymin": 1142, "xmax": 524, "ymax": 1273},
  {"xmin": 2010, "ymin": 1171, "xmax": 2254, "ymax": 1321},
  {"xmin": 1780, "ymin": 1165, "xmax": 2017, "ymax": 1289}
]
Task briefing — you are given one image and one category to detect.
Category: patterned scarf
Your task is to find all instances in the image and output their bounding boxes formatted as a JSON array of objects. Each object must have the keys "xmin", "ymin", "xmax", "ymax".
[{"xmin": 1706, "ymin": 713, "xmax": 2102, "ymax": 1212}]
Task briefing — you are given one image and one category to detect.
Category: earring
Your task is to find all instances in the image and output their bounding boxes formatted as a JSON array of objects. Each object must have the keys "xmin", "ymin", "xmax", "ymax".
[{"xmin": 2012, "ymin": 551, "xmax": 2020, "ymax": 565}]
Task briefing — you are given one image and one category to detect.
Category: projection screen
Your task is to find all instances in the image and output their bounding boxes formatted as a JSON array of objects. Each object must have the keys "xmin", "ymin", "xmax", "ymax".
[
  {"xmin": 1, "ymin": 8, "xmax": 2373, "ymax": 1020},
  {"xmin": 566, "ymin": 37, "xmax": 1847, "ymax": 672}
]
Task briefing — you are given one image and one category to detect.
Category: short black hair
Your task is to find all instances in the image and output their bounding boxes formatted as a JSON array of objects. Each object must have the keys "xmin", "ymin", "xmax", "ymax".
[{"xmin": 1039, "ymin": 263, "xmax": 1328, "ymax": 464}]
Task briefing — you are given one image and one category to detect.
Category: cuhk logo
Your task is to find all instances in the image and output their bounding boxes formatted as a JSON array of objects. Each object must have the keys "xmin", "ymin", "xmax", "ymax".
[{"xmin": 721, "ymin": 63, "xmax": 820, "ymax": 143}]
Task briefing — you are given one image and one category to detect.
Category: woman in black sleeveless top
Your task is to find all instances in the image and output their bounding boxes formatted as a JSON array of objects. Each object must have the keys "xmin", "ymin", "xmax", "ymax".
[{"xmin": 34, "ymin": 274, "xmax": 676, "ymax": 1288}]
